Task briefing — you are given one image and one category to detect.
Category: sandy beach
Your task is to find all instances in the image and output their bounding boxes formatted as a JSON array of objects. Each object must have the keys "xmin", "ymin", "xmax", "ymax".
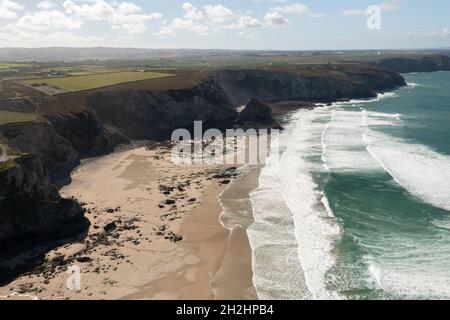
[{"xmin": 0, "ymin": 144, "xmax": 257, "ymax": 300}]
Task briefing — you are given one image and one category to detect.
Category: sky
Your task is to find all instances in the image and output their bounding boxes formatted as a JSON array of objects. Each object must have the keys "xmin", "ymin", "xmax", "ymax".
[{"xmin": 0, "ymin": 0, "xmax": 449, "ymax": 50}]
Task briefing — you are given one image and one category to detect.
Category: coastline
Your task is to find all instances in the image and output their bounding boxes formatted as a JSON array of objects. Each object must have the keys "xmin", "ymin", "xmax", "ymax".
[
  {"xmin": 212, "ymin": 165, "xmax": 261, "ymax": 300},
  {"xmin": 0, "ymin": 145, "xmax": 253, "ymax": 300}
]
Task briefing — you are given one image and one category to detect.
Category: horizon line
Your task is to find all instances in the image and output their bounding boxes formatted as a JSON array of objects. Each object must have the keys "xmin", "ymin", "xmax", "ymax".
[{"xmin": 0, "ymin": 46, "xmax": 449, "ymax": 52}]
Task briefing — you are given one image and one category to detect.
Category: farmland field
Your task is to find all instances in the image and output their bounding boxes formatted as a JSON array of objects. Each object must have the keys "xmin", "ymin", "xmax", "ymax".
[
  {"xmin": 0, "ymin": 63, "xmax": 31, "ymax": 70},
  {"xmin": 23, "ymin": 71, "xmax": 173, "ymax": 92},
  {"xmin": 0, "ymin": 110, "xmax": 40, "ymax": 125}
]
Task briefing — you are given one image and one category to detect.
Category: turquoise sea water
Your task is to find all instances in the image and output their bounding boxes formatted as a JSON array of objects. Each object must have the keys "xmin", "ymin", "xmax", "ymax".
[{"xmin": 249, "ymin": 72, "xmax": 450, "ymax": 300}]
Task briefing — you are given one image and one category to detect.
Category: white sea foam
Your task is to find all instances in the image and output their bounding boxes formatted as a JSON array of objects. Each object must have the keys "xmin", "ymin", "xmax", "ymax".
[
  {"xmin": 367, "ymin": 261, "xmax": 385, "ymax": 290},
  {"xmin": 366, "ymin": 247, "xmax": 450, "ymax": 299},
  {"xmin": 360, "ymin": 106, "xmax": 450, "ymax": 211},
  {"xmin": 365, "ymin": 130, "xmax": 450, "ymax": 211},
  {"xmin": 322, "ymin": 109, "xmax": 382, "ymax": 172},
  {"xmin": 248, "ymin": 126, "xmax": 312, "ymax": 300},
  {"xmin": 249, "ymin": 87, "xmax": 450, "ymax": 300},
  {"xmin": 282, "ymin": 109, "xmax": 342, "ymax": 299},
  {"xmin": 377, "ymin": 92, "xmax": 399, "ymax": 99},
  {"xmin": 407, "ymin": 82, "xmax": 420, "ymax": 88},
  {"xmin": 249, "ymin": 107, "xmax": 342, "ymax": 300}
]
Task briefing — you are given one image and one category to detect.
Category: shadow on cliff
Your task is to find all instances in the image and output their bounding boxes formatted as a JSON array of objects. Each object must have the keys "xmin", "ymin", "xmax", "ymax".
[{"xmin": 0, "ymin": 224, "xmax": 90, "ymax": 286}]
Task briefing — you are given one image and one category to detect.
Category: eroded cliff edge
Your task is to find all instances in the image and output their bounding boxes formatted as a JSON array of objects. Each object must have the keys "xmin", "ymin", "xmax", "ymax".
[{"xmin": 0, "ymin": 65, "xmax": 406, "ymax": 265}]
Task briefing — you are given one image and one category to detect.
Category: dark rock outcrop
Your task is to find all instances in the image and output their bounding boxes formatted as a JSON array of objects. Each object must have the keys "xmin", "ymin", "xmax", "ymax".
[
  {"xmin": 0, "ymin": 154, "xmax": 89, "ymax": 259},
  {"xmin": 239, "ymin": 99, "xmax": 281, "ymax": 128},
  {"xmin": 377, "ymin": 55, "xmax": 450, "ymax": 73}
]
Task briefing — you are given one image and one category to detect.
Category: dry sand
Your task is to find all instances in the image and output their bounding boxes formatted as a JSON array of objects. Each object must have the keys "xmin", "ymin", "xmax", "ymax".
[{"xmin": 0, "ymin": 144, "xmax": 257, "ymax": 300}]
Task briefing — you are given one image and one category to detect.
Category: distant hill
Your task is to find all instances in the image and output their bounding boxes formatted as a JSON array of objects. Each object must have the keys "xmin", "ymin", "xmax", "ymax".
[
  {"xmin": 0, "ymin": 47, "xmax": 240, "ymax": 62},
  {"xmin": 0, "ymin": 47, "xmax": 449, "ymax": 63}
]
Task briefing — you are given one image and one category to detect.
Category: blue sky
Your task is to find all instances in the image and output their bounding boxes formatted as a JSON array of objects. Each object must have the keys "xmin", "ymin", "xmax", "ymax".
[{"xmin": 0, "ymin": 0, "xmax": 449, "ymax": 49}]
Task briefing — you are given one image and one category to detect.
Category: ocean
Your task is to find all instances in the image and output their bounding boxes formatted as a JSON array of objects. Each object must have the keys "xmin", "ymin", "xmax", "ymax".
[{"xmin": 248, "ymin": 71, "xmax": 450, "ymax": 300}]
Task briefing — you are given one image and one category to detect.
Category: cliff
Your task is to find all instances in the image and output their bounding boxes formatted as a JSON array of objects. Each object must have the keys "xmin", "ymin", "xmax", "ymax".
[
  {"xmin": 89, "ymin": 65, "xmax": 405, "ymax": 140},
  {"xmin": 377, "ymin": 55, "xmax": 450, "ymax": 73},
  {"xmin": 0, "ymin": 65, "xmax": 406, "ymax": 262},
  {"xmin": 0, "ymin": 154, "xmax": 89, "ymax": 259},
  {"xmin": 214, "ymin": 67, "xmax": 404, "ymax": 105},
  {"xmin": 88, "ymin": 78, "xmax": 237, "ymax": 140}
]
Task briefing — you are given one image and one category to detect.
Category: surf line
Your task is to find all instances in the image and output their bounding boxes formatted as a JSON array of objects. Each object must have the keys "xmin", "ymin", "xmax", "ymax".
[
  {"xmin": 320, "ymin": 108, "xmax": 335, "ymax": 172},
  {"xmin": 361, "ymin": 108, "xmax": 404, "ymax": 188},
  {"xmin": 320, "ymin": 108, "xmax": 336, "ymax": 219},
  {"xmin": 280, "ymin": 108, "xmax": 341, "ymax": 300}
]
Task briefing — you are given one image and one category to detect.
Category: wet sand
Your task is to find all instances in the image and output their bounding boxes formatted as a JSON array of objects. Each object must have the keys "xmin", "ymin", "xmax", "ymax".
[
  {"xmin": 212, "ymin": 166, "xmax": 261, "ymax": 300},
  {"xmin": 0, "ymin": 145, "xmax": 258, "ymax": 300}
]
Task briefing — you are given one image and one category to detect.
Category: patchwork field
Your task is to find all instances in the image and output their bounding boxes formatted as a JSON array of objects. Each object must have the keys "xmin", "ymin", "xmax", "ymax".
[
  {"xmin": 0, "ymin": 63, "xmax": 31, "ymax": 70},
  {"xmin": 0, "ymin": 110, "xmax": 40, "ymax": 125},
  {"xmin": 23, "ymin": 71, "xmax": 173, "ymax": 93}
]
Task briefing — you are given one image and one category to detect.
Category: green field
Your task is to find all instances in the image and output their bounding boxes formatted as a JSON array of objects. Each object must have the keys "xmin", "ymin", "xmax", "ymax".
[
  {"xmin": 0, "ymin": 110, "xmax": 40, "ymax": 125},
  {"xmin": 25, "ymin": 71, "xmax": 173, "ymax": 92},
  {"xmin": 0, "ymin": 63, "xmax": 31, "ymax": 70}
]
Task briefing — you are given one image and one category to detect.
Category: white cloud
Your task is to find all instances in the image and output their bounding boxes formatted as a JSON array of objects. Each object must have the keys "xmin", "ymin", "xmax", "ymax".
[
  {"xmin": 154, "ymin": 3, "xmax": 240, "ymax": 37},
  {"xmin": 37, "ymin": 1, "xmax": 55, "ymax": 10},
  {"xmin": 272, "ymin": 3, "xmax": 310, "ymax": 15},
  {"xmin": 154, "ymin": 17, "xmax": 208, "ymax": 37},
  {"xmin": 263, "ymin": 3, "xmax": 317, "ymax": 28},
  {"xmin": 1, "ymin": 0, "xmax": 23, "ymax": 11},
  {"xmin": 203, "ymin": 4, "xmax": 236, "ymax": 23},
  {"xmin": 264, "ymin": 11, "xmax": 290, "ymax": 28},
  {"xmin": 117, "ymin": 2, "xmax": 142, "ymax": 14},
  {"xmin": 61, "ymin": 0, "xmax": 162, "ymax": 34},
  {"xmin": 154, "ymin": 3, "xmax": 208, "ymax": 37},
  {"xmin": 1, "ymin": 0, "xmax": 162, "ymax": 43},
  {"xmin": 182, "ymin": 2, "xmax": 204, "ymax": 21},
  {"xmin": 226, "ymin": 15, "xmax": 263, "ymax": 30},
  {"xmin": 15, "ymin": 10, "xmax": 83, "ymax": 30},
  {"xmin": 0, "ymin": 0, "xmax": 24, "ymax": 19}
]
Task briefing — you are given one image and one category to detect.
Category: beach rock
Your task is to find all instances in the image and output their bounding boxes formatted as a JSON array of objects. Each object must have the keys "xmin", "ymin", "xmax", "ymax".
[
  {"xmin": 104, "ymin": 222, "xmax": 117, "ymax": 233},
  {"xmin": 165, "ymin": 232, "xmax": 183, "ymax": 243},
  {"xmin": 76, "ymin": 256, "xmax": 92, "ymax": 263}
]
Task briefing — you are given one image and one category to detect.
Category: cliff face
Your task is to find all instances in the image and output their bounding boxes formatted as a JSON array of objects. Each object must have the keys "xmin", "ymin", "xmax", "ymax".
[
  {"xmin": 0, "ymin": 155, "xmax": 89, "ymax": 258},
  {"xmin": 377, "ymin": 55, "xmax": 450, "ymax": 73},
  {"xmin": 88, "ymin": 78, "xmax": 237, "ymax": 140},
  {"xmin": 0, "ymin": 122, "xmax": 79, "ymax": 178},
  {"xmin": 0, "ymin": 66, "xmax": 406, "ymax": 261},
  {"xmin": 88, "ymin": 66, "xmax": 405, "ymax": 140},
  {"xmin": 0, "ymin": 110, "xmax": 124, "ymax": 180},
  {"xmin": 0, "ymin": 110, "xmax": 117, "ymax": 261},
  {"xmin": 214, "ymin": 67, "xmax": 405, "ymax": 106}
]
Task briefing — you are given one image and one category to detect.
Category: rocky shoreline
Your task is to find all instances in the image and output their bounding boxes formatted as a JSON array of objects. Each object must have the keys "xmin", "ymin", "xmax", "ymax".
[
  {"xmin": 0, "ymin": 64, "xmax": 407, "ymax": 283},
  {"xmin": 0, "ymin": 145, "xmax": 239, "ymax": 299}
]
